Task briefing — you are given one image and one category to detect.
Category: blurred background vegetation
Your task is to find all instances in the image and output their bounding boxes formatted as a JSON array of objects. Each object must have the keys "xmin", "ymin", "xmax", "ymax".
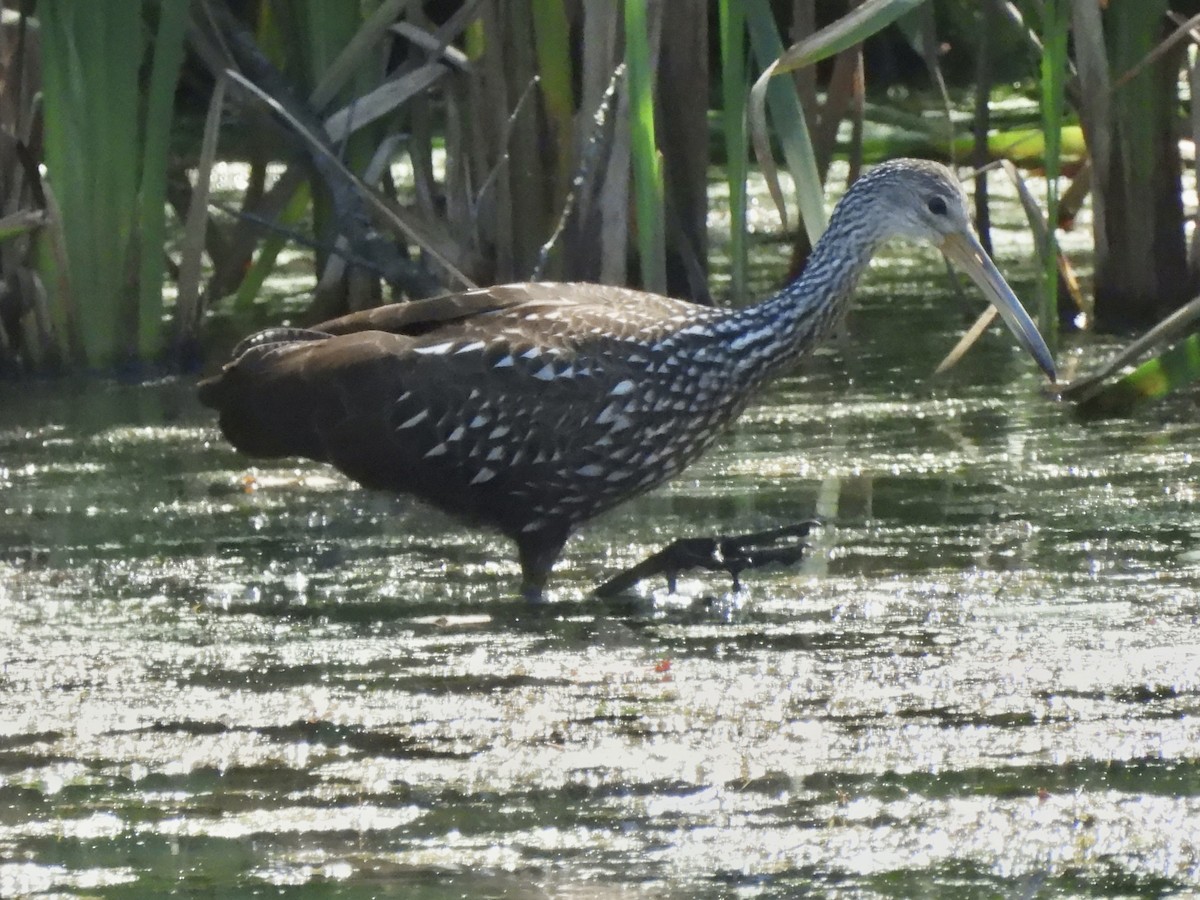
[{"xmin": 3, "ymin": 0, "xmax": 1200, "ymax": 409}]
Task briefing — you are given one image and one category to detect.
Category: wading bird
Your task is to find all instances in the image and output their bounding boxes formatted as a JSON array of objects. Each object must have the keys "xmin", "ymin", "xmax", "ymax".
[{"xmin": 199, "ymin": 159, "xmax": 1056, "ymax": 600}]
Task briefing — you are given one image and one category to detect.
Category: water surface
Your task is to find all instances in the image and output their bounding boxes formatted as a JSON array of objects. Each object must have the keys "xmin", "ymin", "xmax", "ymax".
[{"xmin": 3, "ymin": 211, "xmax": 1200, "ymax": 897}]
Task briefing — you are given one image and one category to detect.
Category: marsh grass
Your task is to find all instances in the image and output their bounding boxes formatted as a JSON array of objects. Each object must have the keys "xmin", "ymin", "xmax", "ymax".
[{"xmin": 38, "ymin": 0, "xmax": 187, "ymax": 370}]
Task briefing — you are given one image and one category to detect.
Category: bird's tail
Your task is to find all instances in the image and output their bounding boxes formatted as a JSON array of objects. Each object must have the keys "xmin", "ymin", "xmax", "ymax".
[{"xmin": 197, "ymin": 328, "xmax": 332, "ymax": 461}]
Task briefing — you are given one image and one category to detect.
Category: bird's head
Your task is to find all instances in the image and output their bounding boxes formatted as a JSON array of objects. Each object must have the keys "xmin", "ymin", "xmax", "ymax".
[
  {"xmin": 861, "ymin": 158, "xmax": 974, "ymax": 245},
  {"xmin": 851, "ymin": 159, "xmax": 1057, "ymax": 382}
]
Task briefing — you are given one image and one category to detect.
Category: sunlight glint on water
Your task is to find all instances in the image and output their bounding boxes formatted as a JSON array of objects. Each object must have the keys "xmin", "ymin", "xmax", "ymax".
[{"xmin": 3, "ymin": 168, "xmax": 1200, "ymax": 897}]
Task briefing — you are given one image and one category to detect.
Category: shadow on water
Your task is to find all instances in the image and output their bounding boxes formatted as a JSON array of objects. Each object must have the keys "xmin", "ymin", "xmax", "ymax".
[{"xmin": 5, "ymin": 238, "xmax": 1200, "ymax": 896}]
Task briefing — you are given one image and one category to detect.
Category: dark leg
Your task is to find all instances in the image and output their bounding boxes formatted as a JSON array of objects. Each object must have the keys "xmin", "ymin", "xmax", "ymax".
[
  {"xmin": 516, "ymin": 526, "xmax": 570, "ymax": 602},
  {"xmin": 593, "ymin": 520, "xmax": 819, "ymax": 597}
]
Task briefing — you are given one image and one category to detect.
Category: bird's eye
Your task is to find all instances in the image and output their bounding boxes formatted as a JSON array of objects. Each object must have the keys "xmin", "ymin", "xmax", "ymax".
[{"xmin": 927, "ymin": 196, "xmax": 949, "ymax": 216}]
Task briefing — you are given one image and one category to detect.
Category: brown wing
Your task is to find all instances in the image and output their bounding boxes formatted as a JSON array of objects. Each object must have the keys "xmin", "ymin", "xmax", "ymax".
[
  {"xmin": 311, "ymin": 282, "xmax": 702, "ymax": 340},
  {"xmin": 311, "ymin": 287, "xmax": 526, "ymax": 337}
]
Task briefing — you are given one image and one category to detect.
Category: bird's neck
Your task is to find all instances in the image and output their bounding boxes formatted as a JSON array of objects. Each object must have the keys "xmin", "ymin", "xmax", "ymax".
[{"xmin": 723, "ymin": 197, "xmax": 890, "ymax": 385}]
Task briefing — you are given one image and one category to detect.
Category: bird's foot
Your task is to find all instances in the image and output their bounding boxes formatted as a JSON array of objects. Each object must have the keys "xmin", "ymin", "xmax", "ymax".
[{"xmin": 593, "ymin": 519, "xmax": 820, "ymax": 598}]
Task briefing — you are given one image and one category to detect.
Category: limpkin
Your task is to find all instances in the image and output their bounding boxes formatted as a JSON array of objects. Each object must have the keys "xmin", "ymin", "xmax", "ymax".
[{"xmin": 199, "ymin": 159, "xmax": 1055, "ymax": 599}]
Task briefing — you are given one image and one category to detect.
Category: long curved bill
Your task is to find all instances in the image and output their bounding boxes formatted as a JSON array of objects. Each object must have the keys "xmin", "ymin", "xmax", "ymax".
[{"xmin": 941, "ymin": 231, "xmax": 1057, "ymax": 382}]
